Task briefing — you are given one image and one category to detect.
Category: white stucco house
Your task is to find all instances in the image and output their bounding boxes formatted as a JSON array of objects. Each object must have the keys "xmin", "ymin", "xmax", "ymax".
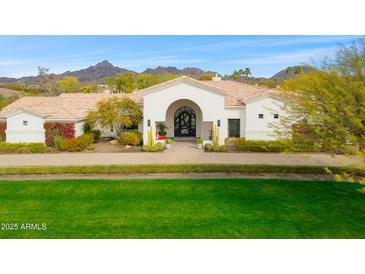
[{"xmin": 0, "ymin": 76, "xmax": 283, "ymax": 145}]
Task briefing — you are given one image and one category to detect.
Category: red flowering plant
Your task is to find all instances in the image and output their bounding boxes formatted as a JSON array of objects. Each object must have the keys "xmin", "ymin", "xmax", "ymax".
[
  {"xmin": 44, "ymin": 122, "xmax": 75, "ymax": 147},
  {"xmin": 0, "ymin": 121, "xmax": 6, "ymax": 142},
  {"xmin": 156, "ymin": 122, "xmax": 168, "ymax": 140}
]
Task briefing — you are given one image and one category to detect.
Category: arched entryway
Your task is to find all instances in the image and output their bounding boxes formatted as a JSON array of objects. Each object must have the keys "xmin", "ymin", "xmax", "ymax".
[{"xmin": 174, "ymin": 106, "xmax": 196, "ymax": 137}]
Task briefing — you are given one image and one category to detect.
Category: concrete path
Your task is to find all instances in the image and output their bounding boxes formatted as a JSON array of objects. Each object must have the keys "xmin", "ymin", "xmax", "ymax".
[{"xmin": 0, "ymin": 141, "xmax": 361, "ymax": 167}]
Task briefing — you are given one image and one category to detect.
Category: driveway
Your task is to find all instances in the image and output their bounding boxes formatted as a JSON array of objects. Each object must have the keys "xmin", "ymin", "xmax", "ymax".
[{"xmin": 0, "ymin": 141, "xmax": 362, "ymax": 167}]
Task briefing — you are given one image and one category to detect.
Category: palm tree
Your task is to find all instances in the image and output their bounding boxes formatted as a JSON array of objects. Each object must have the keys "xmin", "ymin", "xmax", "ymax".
[
  {"xmin": 294, "ymin": 66, "xmax": 303, "ymax": 74},
  {"xmin": 244, "ymin": 67, "xmax": 251, "ymax": 77}
]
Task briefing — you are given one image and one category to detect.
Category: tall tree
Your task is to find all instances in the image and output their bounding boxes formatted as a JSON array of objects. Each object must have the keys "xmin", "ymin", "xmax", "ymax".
[
  {"xmin": 87, "ymin": 96, "xmax": 142, "ymax": 135},
  {"xmin": 58, "ymin": 76, "xmax": 79, "ymax": 93},
  {"xmin": 244, "ymin": 67, "xmax": 251, "ymax": 77},
  {"xmin": 275, "ymin": 38, "xmax": 365, "ymax": 192},
  {"xmin": 37, "ymin": 67, "xmax": 50, "ymax": 94}
]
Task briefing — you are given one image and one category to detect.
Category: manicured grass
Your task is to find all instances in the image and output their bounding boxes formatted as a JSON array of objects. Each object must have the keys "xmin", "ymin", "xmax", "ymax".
[
  {"xmin": 0, "ymin": 178, "xmax": 364, "ymax": 239},
  {"xmin": 0, "ymin": 164, "xmax": 362, "ymax": 175}
]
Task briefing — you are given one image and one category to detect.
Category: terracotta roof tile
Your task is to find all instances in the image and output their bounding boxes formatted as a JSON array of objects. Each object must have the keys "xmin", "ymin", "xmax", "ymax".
[
  {"xmin": 199, "ymin": 80, "xmax": 273, "ymax": 106},
  {"xmin": 0, "ymin": 92, "xmax": 143, "ymax": 120}
]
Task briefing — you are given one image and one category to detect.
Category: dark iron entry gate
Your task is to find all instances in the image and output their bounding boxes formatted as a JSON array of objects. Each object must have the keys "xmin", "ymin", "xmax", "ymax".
[{"xmin": 174, "ymin": 106, "xmax": 196, "ymax": 137}]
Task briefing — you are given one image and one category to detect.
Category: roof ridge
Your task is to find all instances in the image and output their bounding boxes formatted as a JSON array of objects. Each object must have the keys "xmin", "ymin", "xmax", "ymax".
[{"xmin": 138, "ymin": 76, "xmax": 228, "ymax": 95}]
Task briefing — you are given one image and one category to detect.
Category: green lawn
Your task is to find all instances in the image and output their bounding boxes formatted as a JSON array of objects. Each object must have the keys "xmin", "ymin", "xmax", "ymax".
[{"xmin": 0, "ymin": 178, "xmax": 364, "ymax": 239}]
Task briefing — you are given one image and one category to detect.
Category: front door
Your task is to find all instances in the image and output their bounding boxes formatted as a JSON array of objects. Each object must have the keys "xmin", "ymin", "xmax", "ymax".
[{"xmin": 174, "ymin": 106, "xmax": 196, "ymax": 137}]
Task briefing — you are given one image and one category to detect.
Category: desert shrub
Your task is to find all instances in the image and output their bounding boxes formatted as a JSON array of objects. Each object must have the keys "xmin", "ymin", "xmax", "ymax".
[
  {"xmin": 0, "ymin": 142, "xmax": 47, "ymax": 153},
  {"xmin": 90, "ymin": 130, "xmax": 101, "ymax": 143},
  {"xmin": 225, "ymin": 137, "xmax": 239, "ymax": 147},
  {"xmin": 143, "ymin": 143, "xmax": 164, "ymax": 152},
  {"xmin": 120, "ymin": 131, "xmax": 142, "ymax": 146},
  {"xmin": 83, "ymin": 121, "xmax": 92, "ymax": 133},
  {"xmin": 204, "ymin": 143, "xmax": 227, "ymax": 152},
  {"xmin": 235, "ymin": 138, "xmax": 320, "ymax": 152},
  {"xmin": 60, "ymin": 133, "xmax": 94, "ymax": 152},
  {"xmin": 54, "ymin": 135, "xmax": 63, "ymax": 151},
  {"xmin": 204, "ymin": 143, "xmax": 213, "ymax": 151},
  {"xmin": 83, "ymin": 121, "xmax": 101, "ymax": 143},
  {"xmin": 213, "ymin": 145, "xmax": 228, "ymax": 152}
]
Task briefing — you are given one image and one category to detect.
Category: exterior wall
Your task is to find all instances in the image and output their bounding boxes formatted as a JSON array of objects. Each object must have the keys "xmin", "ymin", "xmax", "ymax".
[
  {"xmin": 5, "ymin": 112, "xmax": 45, "ymax": 143},
  {"xmin": 143, "ymin": 82, "xmax": 226, "ymax": 145},
  {"xmin": 74, "ymin": 121, "xmax": 85, "ymax": 137},
  {"xmin": 224, "ymin": 107, "xmax": 246, "ymax": 138},
  {"xmin": 244, "ymin": 97, "xmax": 283, "ymax": 140}
]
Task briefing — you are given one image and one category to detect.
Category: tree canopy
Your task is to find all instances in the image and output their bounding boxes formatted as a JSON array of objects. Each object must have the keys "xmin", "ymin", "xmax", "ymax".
[
  {"xmin": 103, "ymin": 73, "xmax": 180, "ymax": 93},
  {"xmin": 275, "ymin": 38, "xmax": 365, "ymax": 192},
  {"xmin": 58, "ymin": 76, "xmax": 79, "ymax": 93},
  {"xmin": 87, "ymin": 96, "xmax": 142, "ymax": 135}
]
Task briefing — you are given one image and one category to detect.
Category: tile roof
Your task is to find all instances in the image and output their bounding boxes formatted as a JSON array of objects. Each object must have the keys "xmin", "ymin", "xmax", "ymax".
[
  {"xmin": 0, "ymin": 93, "xmax": 141, "ymax": 120},
  {"xmin": 0, "ymin": 88, "xmax": 22, "ymax": 95},
  {"xmin": 198, "ymin": 80, "xmax": 273, "ymax": 106},
  {"xmin": 0, "ymin": 77, "xmax": 274, "ymax": 120}
]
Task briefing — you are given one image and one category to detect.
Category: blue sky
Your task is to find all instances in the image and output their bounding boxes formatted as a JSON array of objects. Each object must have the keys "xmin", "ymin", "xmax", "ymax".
[{"xmin": 0, "ymin": 35, "xmax": 361, "ymax": 78}]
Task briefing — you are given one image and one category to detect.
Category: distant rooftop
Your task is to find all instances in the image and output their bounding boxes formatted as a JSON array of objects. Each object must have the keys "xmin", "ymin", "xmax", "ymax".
[{"xmin": 0, "ymin": 88, "xmax": 22, "ymax": 95}]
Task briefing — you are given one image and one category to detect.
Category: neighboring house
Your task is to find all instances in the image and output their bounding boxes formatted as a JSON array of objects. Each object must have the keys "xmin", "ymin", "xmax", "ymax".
[
  {"xmin": 0, "ymin": 88, "xmax": 23, "ymax": 98},
  {"xmin": 0, "ymin": 76, "xmax": 283, "ymax": 144}
]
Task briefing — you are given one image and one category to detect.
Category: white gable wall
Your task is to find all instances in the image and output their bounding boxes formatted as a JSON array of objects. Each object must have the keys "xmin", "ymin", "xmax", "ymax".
[
  {"xmin": 143, "ymin": 82, "xmax": 227, "ymax": 144},
  {"xmin": 5, "ymin": 111, "xmax": 45, "ymax": 143},
  {"xmin": 244, "ymin": 96, "xmax": 283, "ymax": 140}
]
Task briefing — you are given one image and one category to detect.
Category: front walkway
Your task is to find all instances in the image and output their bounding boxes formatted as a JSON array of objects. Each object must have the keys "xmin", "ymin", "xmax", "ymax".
[{"xmin": 0, "ymin": 141, "xmax": 361, "ymax": 167}]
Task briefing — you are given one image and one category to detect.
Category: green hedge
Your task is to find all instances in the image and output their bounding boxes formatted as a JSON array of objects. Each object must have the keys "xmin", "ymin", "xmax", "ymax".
[
  {"xmin": 0, "ymin": 164, "xmax": 361, "ymax": 176},
  {"xmin": 0, "ymin": 142, "xmax": 47, "ymax": 153},
  {"xmin": 234, "ymin": 138, "xmax": 320, "ymax": 152}
]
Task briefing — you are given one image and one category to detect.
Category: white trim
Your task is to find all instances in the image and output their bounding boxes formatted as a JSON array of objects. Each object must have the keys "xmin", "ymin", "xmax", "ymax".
[
  {"xmin": 140, "ymin": 77, "xmax": 228, "ymax": 96},
  {"xmin": 45, "ymin": 118, "xmax": 86, "ymax": 122},
  {"xmin": 224, "ymin": 105, "xmax": 245, "ymax": 108},
  {"xmin": 5, "ymin": 130, "xmax": 45, "ymax": 134},
  {"xmin": 1, "ymin": 108, "xmax": 45, "ymax": 119}
]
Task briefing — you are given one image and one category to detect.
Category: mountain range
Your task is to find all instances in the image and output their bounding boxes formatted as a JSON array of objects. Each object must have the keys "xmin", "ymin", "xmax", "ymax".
[
  {"xmin": 0, "ymin": 60, "xmax": 306, "ymax": 84},
  {"xmin": 0, "ymin": 61, "xmax": 218, "ymax": 84}
]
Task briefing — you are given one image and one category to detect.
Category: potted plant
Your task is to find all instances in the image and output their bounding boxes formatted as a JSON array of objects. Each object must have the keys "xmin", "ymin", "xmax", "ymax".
[
  {"xmin": 196, "ymin": 138, "xmax": 203, "ymax": 149},
  {"xmin": 157, "ymin": 123, "xmax": 168, "ymax": 140},
  {"xmin": 165, "ymin": 137, "xmax": 172, "ymax": 149}
]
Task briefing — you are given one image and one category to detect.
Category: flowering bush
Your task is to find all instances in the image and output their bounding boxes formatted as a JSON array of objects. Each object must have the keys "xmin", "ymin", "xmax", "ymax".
[
  {"xmin": 0, "ymin": 121, "xmax": 6, "ymax": 142},
  {"xmin": 44, "ymin": 122, "xmax": 75, "ymax": 147}
]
